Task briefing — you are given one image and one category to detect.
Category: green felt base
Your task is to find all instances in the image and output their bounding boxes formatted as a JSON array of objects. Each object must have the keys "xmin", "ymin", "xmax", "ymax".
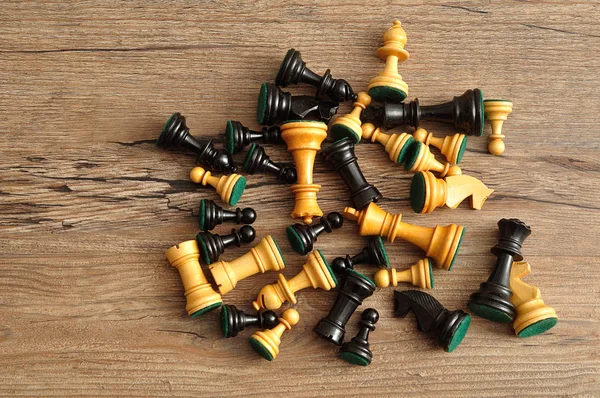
[
  {"xmin": 190, "ymin": 302, "xmax": 222, "ymax": 318},
  {"xmin": 484, "ymin": 99, "xmax": 513, "ymax": 103},
  {"xmin": 157, "ymin": 113, "xmax": 176, "ymax": 145},
  {"xmin": 477, "ymin": 89, "xmax": 485, "ymax": 137},
  {"xmin": 330, "ymin": 124, "xmax": 360, "ymax": 144},
  {"xmin": 368, "ymin": 86, "xmax": 407, "ymax": 103},
  {"xmin": 249, "ymin": 337, "xmax": 274, "ymax": 361},
  {"xmin": 197, "ymin": 199, "xmax": 206, "ymax": 230},
  {"xmin": 340, "ymin": 351, "xmax": 369, "ymax": 366},
  {"xmin": 376, "ymin": 237, "xmax": 390, "ymax": 268},
  {"xmin": 447, "ymin": 227, "xmax": 465, "ymax": 271},
  {"xmin": 427, "ymin": 259, "xmax": 434, "ymax": 288},
  {"xmin": 228, "ymin": 177, "xmax": 247, "ymax": 206},
  {"xmin": 396, "ymin": 136, "xmax": 415, "ymax": 165},
  {"xmin": 446, "ymin": 315, "xmax": 471, "ymax": 352},
  {"xmin": 271, "ymin": 236, "xmax": 286, "ymax": 266},
  {"xmin": 518, "ymin": 317, "xmax": 557, "ymax": 338},
  {"xmin": 256, "ymin": 83, "xmax": 268, "ymax": 125},
  {"xmin": 404, "ymin": 141, "xmax": 422, "ymax": 171},
  {"xmin": 346, "ymin": 269, "xmax": 376, "ymax": 288},
  {"xmin": 410, "ymin": 172, "xmax": 426, "ymax": 213},
  {"xmin": 286, "ymin": 225, "xmax": 305, "ymax": 255},
  {"xmin": 242, "ymin": 143, "xmax": 257, "ymax": 172},
  {"xmin": 220, "ymin": 306, "xmax": 229, "ymax": 338},
  {"xmin": 455, "ymin": 136, "xmax": 468, "ymax": 164},
  {"xmin": 196, "ymin": 236, "xmax": 211, "ymax": 265},
  {"xmin": 316, "ymin": 249, "xmax": 338, "ymax": 286},
  {"xmin": 467, "ymin": 302, "xmax": 513, "ymax": 323},
  {"xmin": 224, "ymin": 120, "xmax": 235, "ymax": 154}
]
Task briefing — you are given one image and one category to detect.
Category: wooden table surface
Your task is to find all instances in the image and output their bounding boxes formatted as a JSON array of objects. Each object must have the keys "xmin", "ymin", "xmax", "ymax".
[{"xmin": 1, "ymin": 1, "xmax": 599, "ymax": 397}]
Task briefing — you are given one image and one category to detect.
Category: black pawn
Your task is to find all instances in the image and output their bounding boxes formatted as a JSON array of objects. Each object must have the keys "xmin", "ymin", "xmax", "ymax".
[
  {"xmin": 157, "ymin": 113, "xmax": 237, "ymax": 174},
  {"xmin": 197, "ymin": 199, "xmax": 256, "ymax": 231},
  {"xmin": 286, "ymin": 212, "xmax": 344, "ymax": 256},
  {"xmin": 314, "ymin": 269, "xmax": 376, "ymax": 345},
  {"xmin": 361, "ymin": 89, "xmax": 485, "ymax": 137},
  {"xmin": 196, "ymin": 226, "xmax": 256, "ymax": 264},
  {"xmin": 468, "ymin": 218, "xmax": 531, "ymax": 323},
  {"xmin": 322, "ymin": 138, "xmax": 382, "ymax": 210},
  {"xmin": 242, "ymin": 144, "xmax": 297, "ymax": 184},
  {"xmin": 332, "ymin": 237, "xmax": 389, "ymax": 274},
  {"xmin": 257, "ymin": 83, "xmax": 339, "ymax": 125},
  {"xmin": 220, "ymin": 304, "xmax": 279, "ymax": 338},
  {"xmin": 275, "ymin": 48, "xmax": 356, "ymax": 103},
  {"xmin": 394, "ymin": 290, "xmax": 471, "ymax": 353},
  {"xmin": 340, "ymin": 308, "xmax": 379, "ymax": 366},
  {"xmin": 224, "ymin": 120, "xmax": 282, "ymax": 154}
]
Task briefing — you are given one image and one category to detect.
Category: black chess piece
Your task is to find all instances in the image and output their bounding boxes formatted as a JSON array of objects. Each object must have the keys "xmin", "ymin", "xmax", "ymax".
[
  {"xmin": 468, "ymin": 218, "xmax": 531, "ymax": 323},
  {"xmin": 242, "ymin": 143, "xmax": 297, "ymax": 183},
  {"xmin": 361, "ymin": 89, "xmax": 485, "ymax": 137},
  {"xmin": 394, "ymin": 290, "xmax": 471, "ymax": 352},
  {"xmin": 314, "ymin": 269, "xmax": 376, "ymax": 345},
  {"xmin": 220, "ymin": 304, "xmax": 279, "ymax": 338},
  {"xmin": 157, "ymin": 113, "xmax": 237, "ymax": 174},
  {"xmin": 286, "ymin": 212, "xmax": 344, "ymax": 255},
  {"xmin": 331, "ymin": 237, "xmax": 389, "ymax": 275},
  {"xmin": 321, "ymin": 138, "xmax": 382, "ymax": 209},
  {"xmin": 340, "ymin": 308, "xmax": 379, "ymax": 366},
  {"xmin": 275, "ymin": 48, "xmax": 356, "ymax": 103},
  {"xmin": 257, "ymin": 83, "xmax": 339, "ymax": 125},
  {"xmin": 197, "ymin": 199, "xmax": 257, "ymax": 231},
  {"xmin": 196, "ymin": 226, "xmax": 256, "ymax": 264},
  {"xmin": 224, "ymin": 120, "xmax": 282, "ymax": 154}
]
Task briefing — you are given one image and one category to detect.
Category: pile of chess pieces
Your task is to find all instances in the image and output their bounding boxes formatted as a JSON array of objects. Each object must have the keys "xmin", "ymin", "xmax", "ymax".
[{"xmin": 156, "ymin": 21, "xmax": 557, "ymax": 365}]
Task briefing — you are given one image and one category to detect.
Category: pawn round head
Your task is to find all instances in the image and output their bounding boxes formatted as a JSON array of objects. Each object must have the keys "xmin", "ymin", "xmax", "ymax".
[
  {"xmin": 361, "ymin": 123, "xmax": 377, "ymax": 140},
  {"xmin": 261, "ymin": 310, "xmax": 279, "ymax": 329},
  {"xmin": 254, "ymin": 284, "xmax": 284, "ymax": 311},
  {"xmin": 373, "ymin": 269, "xmax": 391, "ymax": 288},
  {"xmin": 238, "ymin": 225, "xmax": 256, "ymax": 244},
  {"xmin": 189, "ymin": 166, "xmax": 207, "ymax": 184},
  {"xmin": 488, "ymin": 139, "xmax": 505, "ymax": 156},
  {"xmin": 362, "ymin": 308, "xmax": 379, "ymax": 324},
  {"xmin": 355, "ymin": 92, "xmax": 372, "ymax": 107},
  {"xmin": 241, "ymin": 207, "xmax": 257, "ymax": 224},
  {"xmin": 331, "ymin": 257, "xmax": 350, "ymax": 274},
  {"xmin": 326, "ymin": 212, "xmax": 344, "ymax": 229},
  {"xmin": 446, "ymin": 165, "xmax": 462, "ymax": 177},
  {"xmin": 281, "ymin": 308, "xmax": 300, "ymax": 327}
]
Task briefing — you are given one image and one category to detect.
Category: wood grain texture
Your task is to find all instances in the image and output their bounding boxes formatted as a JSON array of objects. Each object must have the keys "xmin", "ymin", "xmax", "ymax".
[{"xmin": 0, "ymin": 1, "xmax": 599, "ymax": 396}]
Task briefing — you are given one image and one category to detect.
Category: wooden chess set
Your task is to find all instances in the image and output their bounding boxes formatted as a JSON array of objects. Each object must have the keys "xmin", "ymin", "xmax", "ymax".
[{"xmin": 156, "ymin": 20, "xmax": 557, "ymax": 365}]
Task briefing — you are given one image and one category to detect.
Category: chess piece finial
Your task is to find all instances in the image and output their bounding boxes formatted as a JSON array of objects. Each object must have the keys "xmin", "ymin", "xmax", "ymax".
[
  {"xmin": 165, "ymin": 240, "xmax": 222, "ymax": 317},
  {"xmin": 404, "ymin": 141, "xmax": 462, "ymax": 178},
  {"xmin": 286, "ymin": 212, "xmax": 344, "ymax": 255},
  {"xmin": 190, "ymin": 167, "xmax": 247, "ymax": 206},
  {"xmin": 220, "ymin": 304, "xmax": 279, "ymax": 338},
  {"xmin": 157, "ymin": 113, "xmax": 237, "ymax": 174},
  {"xmin": 208, "ymin": 235, "xmax": 286, "ymax": 295},
  {"xmin": 275, "ymin": 49, "xmax": 356, "ymax": 102},
  {"xmin": 411, "ymin": 128, "xmax": 468, "ymax": 164},
  {"xmin": 280, "ymin": 120, "xmax": 329, "ymax": 224},
  {"xmin": 468, "ymin": 218, "xmax": 531, "ymax": 323},
  {"xmin": 322, "ymin": 138, "xmax": 382, "ymax": 209},
  {"xmin": 361, "ymin": 88, "xmax": 485, "ymax": 137},
  {"xmin": 331, "ymin": 237, "xmax": 390, "ymax": 274},
  {"xmin": 484, "ymin": 99, "xmax": 513, "ymax": 155},
  {"xmin": 224, "ymin": 120, "xmax": 282, "ymax": 154},
  {"xmin": 242, "ymin": 143, "xmax": 297, "ymax": 183},
  {"xmin": 314, "ymin": 269, "xmax": 376, "ymax": 345},
  {"xmin": 195, "ymin": 226, "xmax": 256, "ymax": 264},
  {"xmin": 252, "ymin": 250, "xmax": 338, "ymax": 310},
  {"xmin": 257, "ymin": 83, "xmax": 339, "ymax": 125},
  {"xmin": 374, "ymin": 258, "xmax": 433, "ymax": 289},
  {"xmin": 330, "ymin": 92, "xmax": 372, "ymax": 143},
  {"xmin": 361, "ymin": 123, "xmax": 415, "ymax": 165},
  {"xmin": 197, "ymin": 199, "xmax": 256, "ymax": 231},
  {"xmin": 394, "ymin": 290, "xmax": 471, "ymax": 352},
  {"xmin": 249, "ymin": 308, "xmax": 300, "ymax": 361},
  {"xmin": 510, "ymin": 261, "xmax": 558, "ymax": 337},
  {"xmin": 368, "ymin": 20, "xmax": 410, "ymax": 103},
  {"xmin": 410, "ymin": 171, "xmax": 494, "ymax": 214},
  {"xmin": 343, "ymin": 202, "xmax": 465, "ymax": 271},
  {"xmin": 340, "ymin": 308, "xmax": 379, "ymax": 366}
]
